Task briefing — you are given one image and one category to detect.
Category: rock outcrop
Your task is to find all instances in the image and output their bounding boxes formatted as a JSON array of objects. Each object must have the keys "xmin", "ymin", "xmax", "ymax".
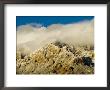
[{"xmin": 16, "ymin": 41, "xmax": 94, "ymax": 74}]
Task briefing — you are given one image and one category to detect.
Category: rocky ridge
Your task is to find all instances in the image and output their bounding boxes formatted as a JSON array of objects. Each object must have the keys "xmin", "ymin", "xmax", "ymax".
[{"xmin": 16, "ymin": 41, "xmax": 94, "ymax": 74}]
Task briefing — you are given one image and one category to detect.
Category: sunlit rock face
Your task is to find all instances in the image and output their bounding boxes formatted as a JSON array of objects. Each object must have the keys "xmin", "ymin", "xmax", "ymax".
[{"xmin": 16, "ymin": 41, "xmax": 94, "ymax": 74}]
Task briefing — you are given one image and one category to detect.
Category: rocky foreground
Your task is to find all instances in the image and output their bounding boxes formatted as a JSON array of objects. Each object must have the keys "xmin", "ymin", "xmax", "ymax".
[{"xmin": 16, "ymin": 41, "xmax": 94, "ymax": 74}]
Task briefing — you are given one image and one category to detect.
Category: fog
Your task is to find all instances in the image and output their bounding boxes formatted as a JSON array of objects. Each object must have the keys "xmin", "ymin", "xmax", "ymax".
[{"xmin": 17, "ymin": 19, "xmax": 94, "ymax": 52}]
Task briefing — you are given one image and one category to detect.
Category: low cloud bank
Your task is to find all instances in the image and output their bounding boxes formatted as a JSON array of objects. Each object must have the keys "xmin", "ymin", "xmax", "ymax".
[{"xmin": 17, "ymin": 19, "xmax": 94, "ymax": 52}]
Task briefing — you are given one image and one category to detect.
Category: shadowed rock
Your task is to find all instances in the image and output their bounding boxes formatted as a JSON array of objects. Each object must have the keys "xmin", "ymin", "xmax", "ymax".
[
  {"xmin": 82, "ymin": 57, "xmax": 94, "ymax": 67},
  {"xmin": 53, "ymin": 41, "xmax": 75, "ymax": 53}
]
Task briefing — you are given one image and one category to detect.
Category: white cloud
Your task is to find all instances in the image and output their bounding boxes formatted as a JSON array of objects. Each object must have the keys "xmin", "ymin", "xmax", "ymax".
[{"xmin": 17, "ymin": 19, "xmax": 94, "ymax": 52}]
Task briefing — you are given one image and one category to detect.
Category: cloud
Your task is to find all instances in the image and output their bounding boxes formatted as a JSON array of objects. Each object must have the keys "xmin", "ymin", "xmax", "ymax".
[{"xmin": 17, "ymin": 19, "xmax": 94, "ymax": 52}]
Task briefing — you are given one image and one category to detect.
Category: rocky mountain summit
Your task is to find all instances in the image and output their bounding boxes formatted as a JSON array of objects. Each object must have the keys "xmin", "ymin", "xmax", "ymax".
[{"xmin": 16, "ymin": 41, "xmax": 94, "ymax": 74}]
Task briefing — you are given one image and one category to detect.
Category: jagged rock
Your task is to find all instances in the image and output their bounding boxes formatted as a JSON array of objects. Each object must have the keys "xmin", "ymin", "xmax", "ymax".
[{"xmin": 16, "ymin": 41, "xmax": 94, "ymax": 74}]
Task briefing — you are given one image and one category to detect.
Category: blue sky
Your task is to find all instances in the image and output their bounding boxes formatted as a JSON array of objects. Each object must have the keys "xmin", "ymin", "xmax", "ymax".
[{"xmin": 16, "ymin": 16, "xmax": 94, "ymax": 27}]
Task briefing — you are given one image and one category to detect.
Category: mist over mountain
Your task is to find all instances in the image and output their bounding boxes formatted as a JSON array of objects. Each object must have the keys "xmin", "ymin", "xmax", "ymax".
[
  {"xmin": 17, "ymin": 19, "xmax": 94, "ymax": 53},
  {"xmin": 16, "ymin": 19, "xmax": 94, "ymax": 74}
]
